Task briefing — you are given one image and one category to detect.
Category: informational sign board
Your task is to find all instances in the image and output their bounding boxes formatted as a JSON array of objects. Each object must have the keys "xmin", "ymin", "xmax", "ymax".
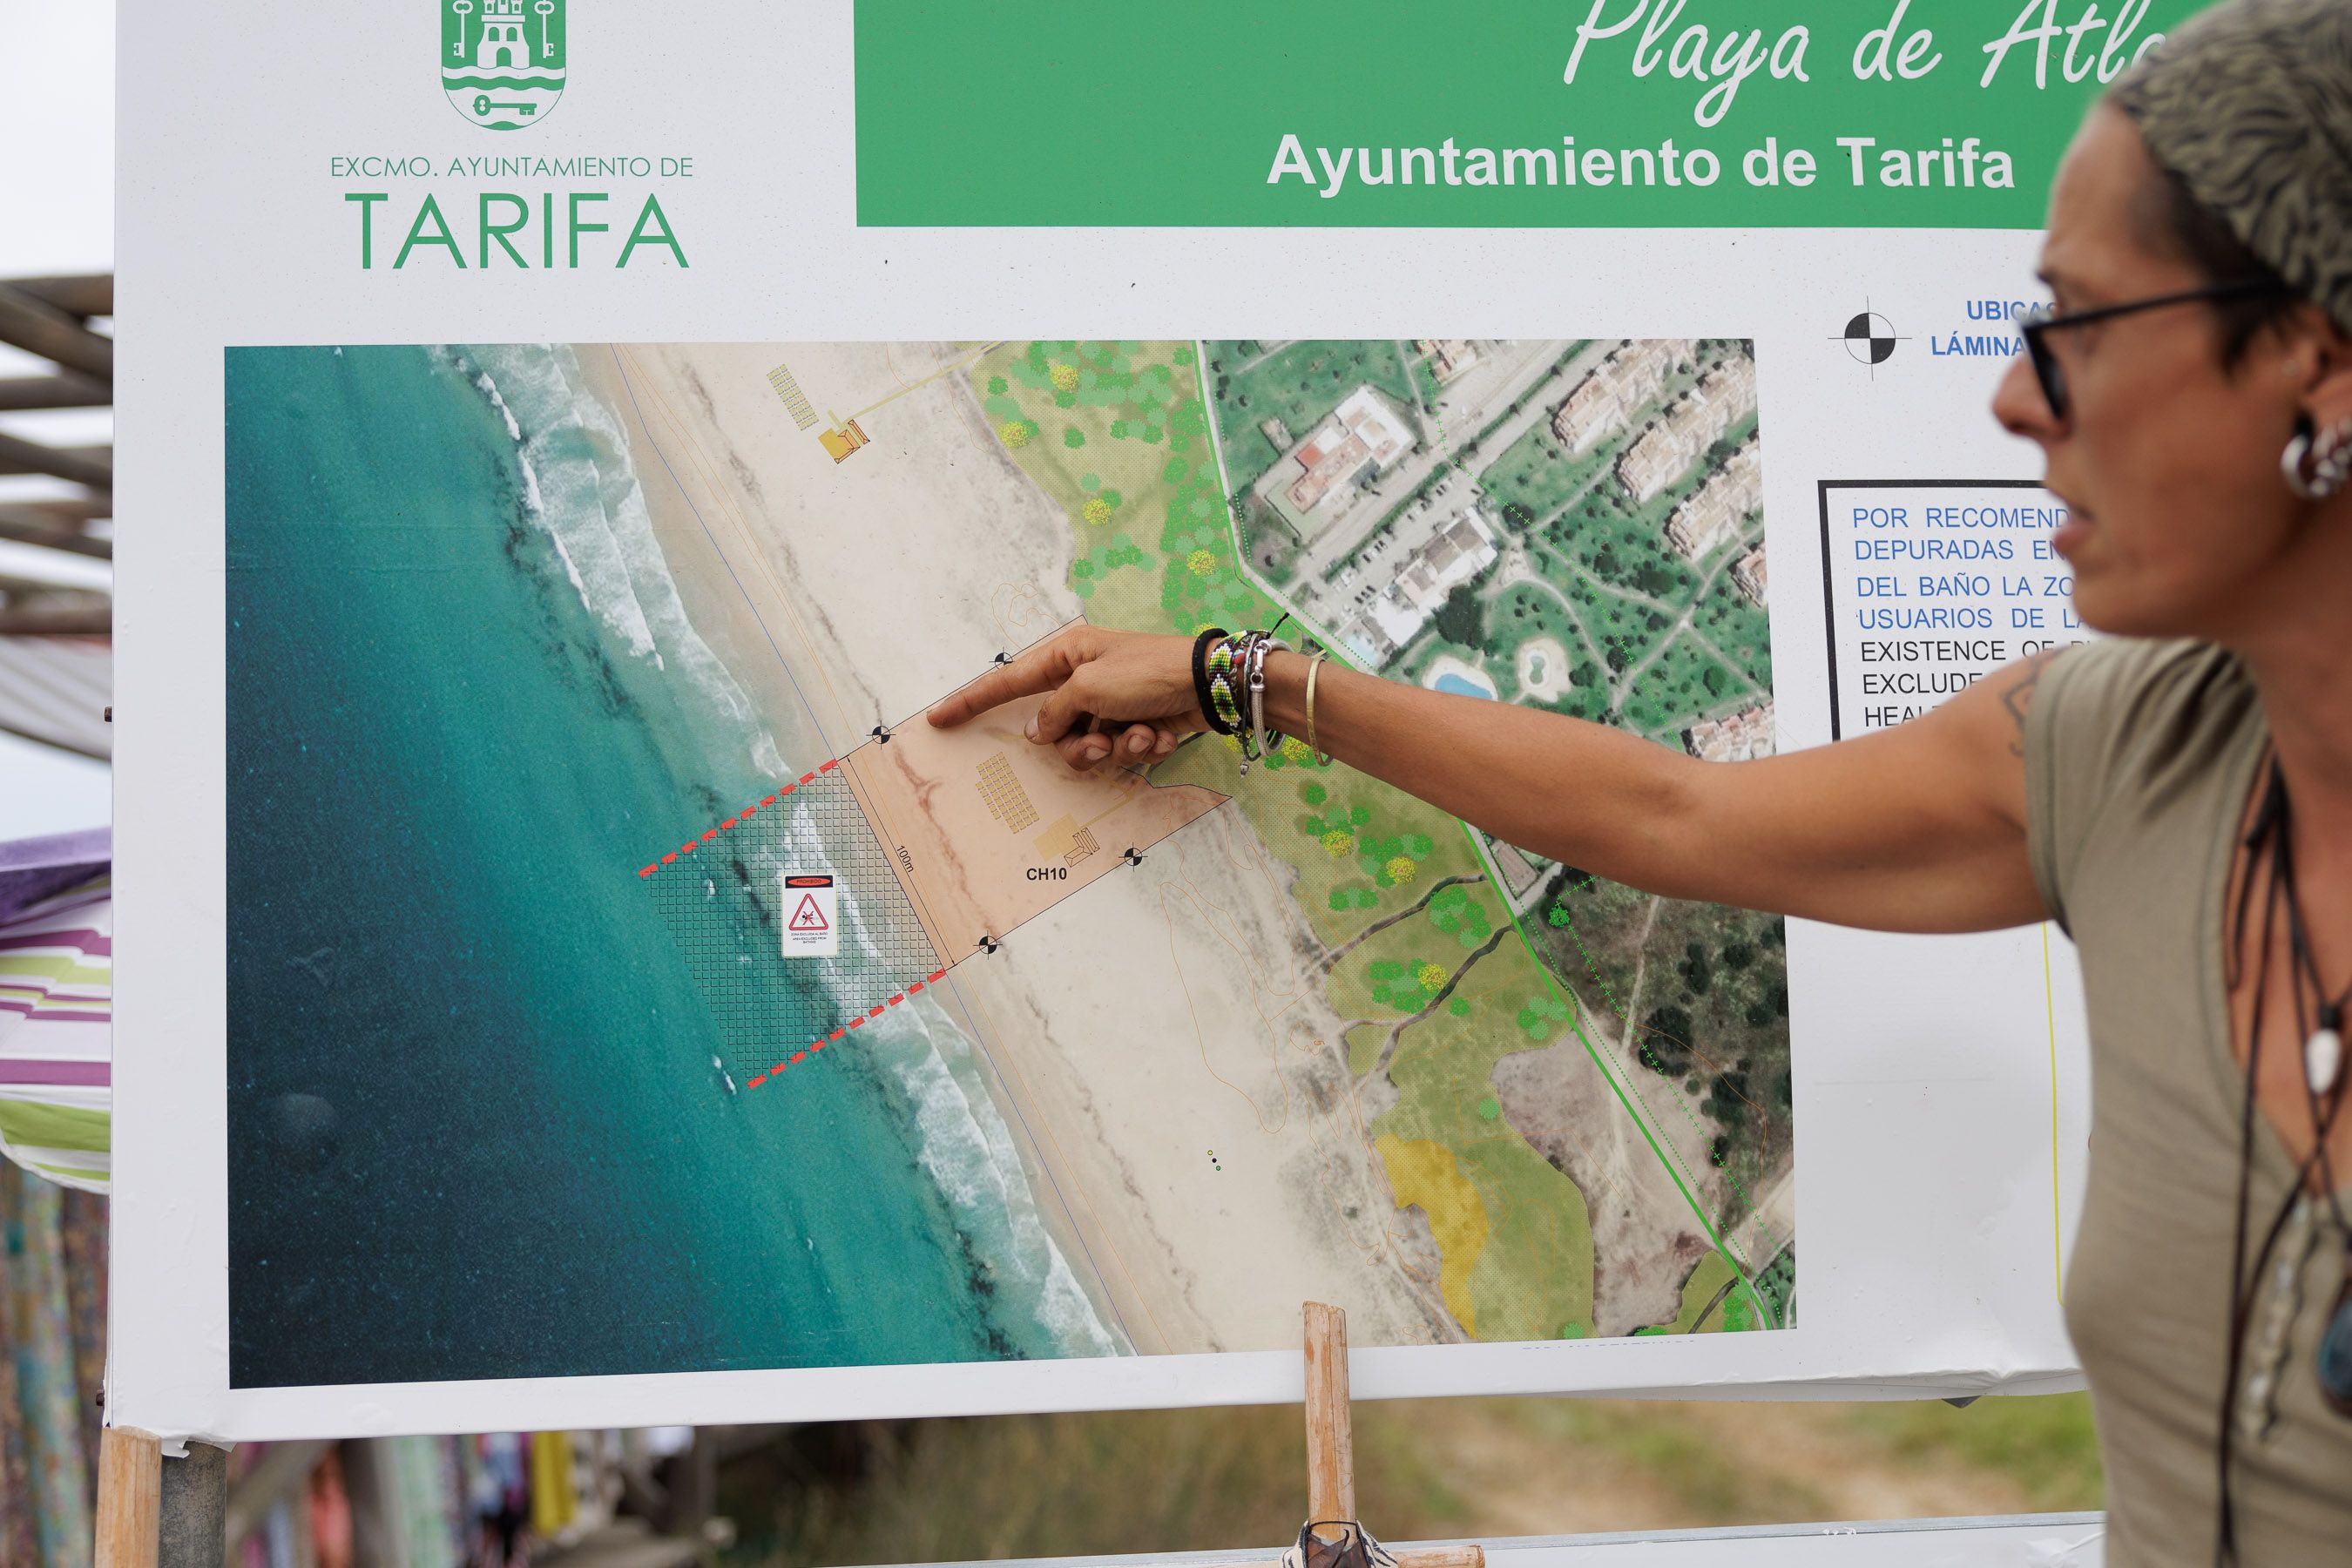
[{"xmin": 112, "ymin": 0, "xmax": 2164, "ymax": 1442}]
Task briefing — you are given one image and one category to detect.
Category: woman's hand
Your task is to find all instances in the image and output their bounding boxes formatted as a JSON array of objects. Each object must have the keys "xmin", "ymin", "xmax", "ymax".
[{"xmin": 926, "ymin": 625, "xmax": 1205, "ymax": 772}]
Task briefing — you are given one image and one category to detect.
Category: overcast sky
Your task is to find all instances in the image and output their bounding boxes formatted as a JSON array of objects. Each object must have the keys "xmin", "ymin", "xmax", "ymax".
[{"xmin": 1, "ymin": 3, "xmax": 114, "ymax": 838}]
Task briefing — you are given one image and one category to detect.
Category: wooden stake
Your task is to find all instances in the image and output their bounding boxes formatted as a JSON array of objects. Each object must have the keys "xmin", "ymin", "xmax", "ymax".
[
  {"xmin": 96, "ymin": 1428, "xmax": 163, "ymax": 1568},
  {"xmin": 1297, "ymin": 1302, "xmax": 1483, "ymax": 1568},
  {"xmin": 1302, "ymin": 1301, "xmax": 1355, "ymax": 1528}
]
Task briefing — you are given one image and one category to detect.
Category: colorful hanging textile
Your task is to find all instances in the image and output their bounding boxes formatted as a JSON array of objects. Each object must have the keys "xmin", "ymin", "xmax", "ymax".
[
  {"xmin": 0, "ymin": 831, "xmax": 111, "ymax": 1195},
  {"xmin": 308, "ymin": 1447, "xmax": 354, "ymax": 1568},
  {"xmin": 0, "ymin": 1197, "xmax": 37, "ymax": 1568},
  {"xmin": 56, "ymin": 1189, "xmax": 102, "ymax": 1507},
  {"xmin": 3, "ymin": 1165, "xmax": 90, "ymax": 1568},
  {"xmin": 528, "ymin": 1431, "xmax": 577, "ymax": 1539}
]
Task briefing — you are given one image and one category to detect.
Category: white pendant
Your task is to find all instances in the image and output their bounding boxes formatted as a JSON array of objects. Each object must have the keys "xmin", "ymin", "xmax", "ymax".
[{"xmin": 2306, "ymin": 1025, "xmax": 2343, "ymax": 1096}]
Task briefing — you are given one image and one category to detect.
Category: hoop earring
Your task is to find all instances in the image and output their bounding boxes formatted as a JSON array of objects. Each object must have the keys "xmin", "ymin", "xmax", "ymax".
[{"xmin": 2281, "ymin": 418, "xmax": 2352, "ymax": 500}]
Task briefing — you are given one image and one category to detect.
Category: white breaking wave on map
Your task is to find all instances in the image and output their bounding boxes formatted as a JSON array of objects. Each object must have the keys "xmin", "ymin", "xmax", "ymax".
[
  {"xmin": 440, "ymin": 342, "xmax": 780, "ymax": 781},
  {"xmin": 772, "ymin": 795, "xmax": 1126, "ymax": 1361},
  {"xmin": 872, "ymin": 1002, "xmax": 1129, "ymax": 1359}
]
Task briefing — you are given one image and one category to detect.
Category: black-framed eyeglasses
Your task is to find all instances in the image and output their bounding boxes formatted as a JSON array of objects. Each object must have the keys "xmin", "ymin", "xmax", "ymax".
[{"xmin": 2009, "ymin": 279, "xmax": 2292, "ymax": 421}]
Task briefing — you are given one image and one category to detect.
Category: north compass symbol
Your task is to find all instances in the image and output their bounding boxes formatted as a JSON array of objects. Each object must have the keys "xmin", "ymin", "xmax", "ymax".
[{"xmin": 1833, "ymin": 301, "xmax": 1910, "ymax": 378}]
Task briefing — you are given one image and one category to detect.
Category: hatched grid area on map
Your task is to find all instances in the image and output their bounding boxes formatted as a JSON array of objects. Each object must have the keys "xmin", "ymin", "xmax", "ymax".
[{"xmin": 646, "ymin": 771, "xmax": 941, "ymax": 1079}]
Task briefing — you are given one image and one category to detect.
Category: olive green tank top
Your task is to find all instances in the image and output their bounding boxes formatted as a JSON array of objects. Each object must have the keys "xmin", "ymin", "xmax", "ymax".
[{"xmin": 2027, "ymin": 636, "xmax": 2352, "ymax": 1566}]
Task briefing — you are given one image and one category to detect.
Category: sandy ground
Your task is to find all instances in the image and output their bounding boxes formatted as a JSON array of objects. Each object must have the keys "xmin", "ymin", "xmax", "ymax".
[
  {"xmin": 835, "ymin": 686, "xmax": 1224, "ymax": 967},
  {"xmin": 1490, "ymin": 1024, "xmax": 1716, "ymax": 1335},
  {"xmin": 585, "ymin": 341, "xmax": 1454, "ymax": 1355},
  {"xmin": 1384, "ymin": 1399, "xmax": 2051, "ymax": 1536}
]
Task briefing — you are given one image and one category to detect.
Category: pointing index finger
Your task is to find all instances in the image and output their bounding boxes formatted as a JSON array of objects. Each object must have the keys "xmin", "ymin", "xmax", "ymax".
[{"xmin": 926, "ymin": 635, "xmax": 1081, "ymax": 728}]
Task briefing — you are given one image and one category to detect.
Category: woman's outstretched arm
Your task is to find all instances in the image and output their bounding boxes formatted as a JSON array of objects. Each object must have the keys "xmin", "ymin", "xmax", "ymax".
[{"xmin": 927, "ymin": 625, "xmax": 2057, "ymax": 935}]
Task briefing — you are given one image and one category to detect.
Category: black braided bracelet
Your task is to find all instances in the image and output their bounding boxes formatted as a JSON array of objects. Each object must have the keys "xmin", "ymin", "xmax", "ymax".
[{"xmin": 1191, "ymin": 626, "xmax": 1228, "ymax": 734}]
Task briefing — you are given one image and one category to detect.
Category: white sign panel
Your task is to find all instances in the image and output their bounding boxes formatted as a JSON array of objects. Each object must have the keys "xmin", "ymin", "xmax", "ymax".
[{"xmin": 112, "ymin": 0, "xmax": 2105, "ymax": 1442}]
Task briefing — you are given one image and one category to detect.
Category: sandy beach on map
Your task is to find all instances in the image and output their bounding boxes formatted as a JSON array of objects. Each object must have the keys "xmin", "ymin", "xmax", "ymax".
[
  {"xmin": 580, "ymin": 341, "xmax": 1459, "ymax": 1355},
  {"xmin": 836, "ymin": 690, "xmax": 1227, "ymax": 965}
]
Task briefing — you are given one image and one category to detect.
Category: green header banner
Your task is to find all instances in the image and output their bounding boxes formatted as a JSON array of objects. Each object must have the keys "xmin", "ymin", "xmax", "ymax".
[{"xmin": 855, "ymin": 0, "xmax": 2207, "ymax": 227}]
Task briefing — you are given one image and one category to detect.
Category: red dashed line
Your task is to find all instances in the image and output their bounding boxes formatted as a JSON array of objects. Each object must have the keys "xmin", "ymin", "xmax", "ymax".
[
  {"xmin": 927, "ymin": 970, "xmax": 948, "ymax": 983},
  {"xmin": 634, "ymin": 760, "xmax": 844, "ymax": 879},
  {"xmin": 739, "ymin": 973, "xmax": 950, "ymax": 1092}
]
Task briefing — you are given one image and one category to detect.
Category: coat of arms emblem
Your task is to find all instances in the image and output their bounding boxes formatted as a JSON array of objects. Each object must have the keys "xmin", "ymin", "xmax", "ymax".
[{"xmin": 443, "ymin": 0, "xmax": 565, "ymax": 131}]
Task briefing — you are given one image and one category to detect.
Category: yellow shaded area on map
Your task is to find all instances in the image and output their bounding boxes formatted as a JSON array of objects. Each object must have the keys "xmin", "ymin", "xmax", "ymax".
[{"xmin": 1375, "ymin": 1135, "xmax": 1490, "ymax": 1335}]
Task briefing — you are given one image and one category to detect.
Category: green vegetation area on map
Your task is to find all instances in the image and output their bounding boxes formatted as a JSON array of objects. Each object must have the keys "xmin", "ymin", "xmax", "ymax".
[
  {"xmin": 1391, "ymin": 341, "xmax": 1769, "ymax": 738},
  {"xmin": 1666, "ymin": 1248, "xmax": 1770, "ymax": 1335},
  {"xmin": 969, "ymin": 338, "xmax": 1792, "ymax": 1346},
  {"xmin": 1538, "ymin": 868, "xmax": 1793, "ymax": 1249},
  {"xmin": 1297, "ymin": 335, "xmax": 1793, "ymax": 1294}
]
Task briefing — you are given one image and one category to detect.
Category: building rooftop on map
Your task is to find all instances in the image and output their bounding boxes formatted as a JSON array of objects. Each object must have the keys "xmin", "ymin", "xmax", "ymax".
[
  {"xmin": 1282, "ymin": 386, "xmax": 1416, "ymax": 514},
  {"xmin": 819, "ymin": 418, "xmax": 869, "ymax": 464},
  {"xmin": 1615, "ymin": 356, "xmax": 1756, "ymax": 504},
  {"xmin": 1339, "ymin": 506, "xmax": 1499, "ymax": 663},
  {"xmin": 1662, "ymin": 435, "xmax": 1761, "ymax": 560},
  {"xmin": 1733, "ymin": 544, "xmax": 1769, "ymax": 605},
  {"xmin": 1550, "ymin": 338, "xmax": 1693, "ymax": 456},
  {"xmin": 1416, "ymin": 339, "xmax": 1481, "ymax": 384},
  {"xmin": 1684, "ymin": 699, "xmax": 1775, "ymax": 762}
]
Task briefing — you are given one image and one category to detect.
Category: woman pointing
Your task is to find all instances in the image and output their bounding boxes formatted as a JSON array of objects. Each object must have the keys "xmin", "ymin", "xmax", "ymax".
[{"xmin": 930, "ymin": 2, "xmax": 2352, "ymax": 1561}]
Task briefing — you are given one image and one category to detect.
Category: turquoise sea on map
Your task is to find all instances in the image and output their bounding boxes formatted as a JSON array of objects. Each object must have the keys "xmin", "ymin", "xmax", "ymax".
[{"xmin": 225, "ymin": 343, "xmax": 1119, "ymax": 1385}]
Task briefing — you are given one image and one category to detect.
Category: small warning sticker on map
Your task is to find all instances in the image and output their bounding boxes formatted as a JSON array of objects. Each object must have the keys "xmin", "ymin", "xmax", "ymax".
[{"xmin": 781, "ymin": 873, "xmax": 839, "ymax": 958}]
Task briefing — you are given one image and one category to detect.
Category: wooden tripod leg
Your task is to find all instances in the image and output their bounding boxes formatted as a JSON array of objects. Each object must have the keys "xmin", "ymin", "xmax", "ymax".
[
  {"xmin": 96, "ymin": 1427, "xmax": 163, "ymax": 1568},
  {"xmin": 1303, "ymin": 1301, "xmax": 1355, "ymax": 1530}
]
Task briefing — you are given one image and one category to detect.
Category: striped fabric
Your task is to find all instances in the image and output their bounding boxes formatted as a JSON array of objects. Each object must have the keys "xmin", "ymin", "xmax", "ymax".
[{"xmin": 0, "ymin": 832, "xmax": 111, "ymax": 1196}]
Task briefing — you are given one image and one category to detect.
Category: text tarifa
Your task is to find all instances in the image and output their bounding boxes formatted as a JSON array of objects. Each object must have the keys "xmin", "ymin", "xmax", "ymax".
[{"xmin": 341, "ymin": 192, "xmax": 688, "ymax": 269}]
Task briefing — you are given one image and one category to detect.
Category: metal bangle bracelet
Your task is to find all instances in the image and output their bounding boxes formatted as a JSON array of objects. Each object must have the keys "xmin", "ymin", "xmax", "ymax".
[
  {"xmin": 1246, "ymin": 632, "xmax": 1288, "ymax": 769},
  {"xmin": 1304, "ymin": 651, "xmax": 1332, "ymax": 765}
]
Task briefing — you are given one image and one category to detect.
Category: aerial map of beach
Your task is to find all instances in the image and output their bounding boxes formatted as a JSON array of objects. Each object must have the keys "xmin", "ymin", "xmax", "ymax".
[{"xmin": 223, "ymin": 338, "xmax": 1793, "ymax": 1387}]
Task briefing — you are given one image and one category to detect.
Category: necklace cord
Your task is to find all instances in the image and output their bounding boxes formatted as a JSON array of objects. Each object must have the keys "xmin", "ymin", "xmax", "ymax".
[
  {"xmin": 2215, "ymin": 787, "xmax": 2281, "ymax": 1567},
  {"xmin": 2215, "ymin": 759, "xmax": 2352, "ymax": 1565}
]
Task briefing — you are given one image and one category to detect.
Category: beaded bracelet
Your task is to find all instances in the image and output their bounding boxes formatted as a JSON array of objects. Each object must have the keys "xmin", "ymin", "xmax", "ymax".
[
  {"xmin": 1202, "ymin": 634, "xmax": 1246, "ymax": 736},
  {"xmin": 1190, "ymin": 626, "xmax": 1228, "ymax": 733}
]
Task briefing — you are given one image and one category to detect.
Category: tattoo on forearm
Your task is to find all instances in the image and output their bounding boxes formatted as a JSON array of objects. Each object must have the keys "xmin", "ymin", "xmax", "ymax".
[{"xmin": 2000, "ymin": 649, "xmax": 2061, "ymax": 757}]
